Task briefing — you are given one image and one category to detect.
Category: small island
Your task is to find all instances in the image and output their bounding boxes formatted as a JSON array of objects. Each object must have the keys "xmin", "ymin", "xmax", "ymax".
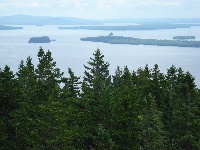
[
  {"xmin": 0, "ymin": 25, "xmax": 23, "ymax": 30},
  {"xmin": 28, "ymin": 36, "xmax": 51, "ymax": 43},
  {"xmin": 173, "ymin": 36, "xmax": 195, "ymax": 40},
  {"xmin": 80, "ymin": 36, "xmax": 200, "ymax": 48}
]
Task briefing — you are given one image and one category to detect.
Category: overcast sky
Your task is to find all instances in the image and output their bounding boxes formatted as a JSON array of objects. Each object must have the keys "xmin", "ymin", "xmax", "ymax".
[{"xmin": 0, "ymin": 0, "xmax": 200, "ymax": 19}]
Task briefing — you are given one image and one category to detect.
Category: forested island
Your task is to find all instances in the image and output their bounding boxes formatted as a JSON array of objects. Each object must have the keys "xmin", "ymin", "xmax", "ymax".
[
  {"xmin": 0, "ymin": 48, "xmax": 199, "ymax": 149},
  {"xmin": 0, "ymin": 25, "xmax": 23, "ymax": 30},
  {"xmin": 173, "ymin": 36, "xmax": 195, "ymax": 40},
  {"xmin": 81, "ymin": 36, "xmax": 200, "ymax": 47},
  {"xmin": 59, "ymin": 23, "xmax": 200, "ymax": 30},
  {"xmin": 28, "ymin": 36, "xmax": 51, "ymax": 43}
]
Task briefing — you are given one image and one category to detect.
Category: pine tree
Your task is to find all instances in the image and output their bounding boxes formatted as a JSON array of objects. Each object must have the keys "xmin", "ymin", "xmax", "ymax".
[
  {"xmin": 11, "ymin": 56, "xmax": 39, "ymax": 149},
  {"xmin": 35, "ymin": 47, "xmax": 63, "ymax": 102},
  {"xmin": 82, "ymin": 48, "xmax": 110, "ymax": 100},
  {"xmin": 0, "ymin": 66, "xmax": 19, "ymax": 149},
  {"xmin": 1, "ymin": 48, "xmax": 199, "ymax": 149},
  {"xmin": 167, "ymin": 67, "xmax": 199, "ymax": 149},
  {"xmin": 81, "ymin": 48, "xmax": 112, "ymax": 149},
  {"xmin": 16, "ymin": 57, "xmax": 37, "ymax": 102},
  {"xmin": 60, "ymin": 68, "xmax": 86, "ymax": 149},
  {"xmin": 111, "ymin": 66, "xmax": 140, "ymax": 149},
  {"xmin": 151, "ymin": 64, "xmax": 166, "ymax": 108},
  {"xmin": 135, "ymin": 65, "xmax": 152, "ymax": 99},
  {"xmin": 61, "ymin": 68, "xmax": 81, "ymax": 98},
  {"xmin": 137, "ymin": 94, "xmax": 165, "ymax": 149},
  {"xmin": 12, "ymin": 48, "xmax": 66, "ymax": 149},
  {"xmin": 158, "ymin": 66, "xmax": 200, "ymax": 149}
]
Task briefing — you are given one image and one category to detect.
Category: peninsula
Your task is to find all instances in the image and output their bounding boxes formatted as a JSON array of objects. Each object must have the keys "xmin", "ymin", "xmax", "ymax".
[
  {"xmin": 80, "ymin": 36, "xmax": 200, "ymax": 48},
  {"xmin": 0, "ymin": 25, "xmax": 23, "ymax": 30},
  {"xmin": 28, "ymin": 36, "xmax": 51, "ymax": 43}
]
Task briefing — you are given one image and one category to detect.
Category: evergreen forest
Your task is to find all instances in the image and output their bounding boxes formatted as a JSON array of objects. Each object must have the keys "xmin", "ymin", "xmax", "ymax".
[{"xmin": 0, "ymin": 47, "xmax": 200, "ymax": 149}]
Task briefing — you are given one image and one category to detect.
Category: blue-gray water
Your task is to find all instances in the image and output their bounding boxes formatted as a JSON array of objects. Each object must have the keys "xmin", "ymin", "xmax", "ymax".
[{"xmin": 0, "ymin": 25, "xmax": 200, "ymax": 87}]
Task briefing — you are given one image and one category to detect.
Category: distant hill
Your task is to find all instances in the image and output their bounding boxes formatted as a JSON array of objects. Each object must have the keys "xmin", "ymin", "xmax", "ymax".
[
  {"xmin": 0, "ymin": 15, "xmax": 200, "ymax": 25},
  {"xmin": 0, "ymin": 15, "xmax": 101, "ymax": 25}
]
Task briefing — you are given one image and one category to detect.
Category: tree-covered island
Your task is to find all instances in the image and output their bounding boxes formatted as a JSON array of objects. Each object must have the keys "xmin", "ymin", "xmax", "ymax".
[
  {"xmin": 28, "ymin": 36, "xmax": 51, "ymax": 43},
  {"xmin": 81, "ymin": 36, "xmax": 200, "ymax": 47},
  {"xmin": 0, "ymin": 25, "xmax": 23, "ymax": 30}
]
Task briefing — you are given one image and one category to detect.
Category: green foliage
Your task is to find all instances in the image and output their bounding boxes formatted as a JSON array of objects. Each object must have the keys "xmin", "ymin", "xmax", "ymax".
[
  {"xmin": 0, "ymin": 65, "xmax": 19, "ymax": 149},
  {"xmin": 0, "ymin": 48, "xmax": 199, "ymax": 149},
  {"xmin": 61, "ymin": 68, "xmax": 81, "ymax": 98},
  {"xmin": 82, "ymin": 48, "xmax": 111, "ymax": 100},
  {"xmin": 81, "ymin": 48, "xmax": 113, "ymax": 149},
  {"xmin": 137, "ymin": 94, "xmax": 165, "ymax": 149}
]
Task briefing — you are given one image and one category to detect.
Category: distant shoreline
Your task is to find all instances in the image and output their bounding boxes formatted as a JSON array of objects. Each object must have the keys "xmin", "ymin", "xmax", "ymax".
[{"xmin": 59, "ymin": 23, "xmax": 200, "ymax": 30}]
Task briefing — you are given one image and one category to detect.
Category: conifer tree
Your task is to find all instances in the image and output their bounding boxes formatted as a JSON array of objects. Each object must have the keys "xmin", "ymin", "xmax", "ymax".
[
  {"xmin": 82, "ymin": 48, "xmax": 110, "ymax": 100},
  {"xmin": 135, "ymin": 65, "xmax": 152, "ymax": 100},
  {"xmin": 61, "ymin": 68, "xmax": 81, "ymax": 98},
  {"xmin": 17, "ymin": 57, "xmax": 37, "ymax": 102},
  {"xmin": 11, "ymin": 57, "xmax": 39, "ymax": 149},
  {"xmin": 0, "ymin": 66, "xmax": 19, "ymax": 149},
  {"xmin": 154, "ymin": 66, "xmax": 200, "ymax": 149},
  {"xmin": 12, "ymin": 48, "xmax": 65, "ymax": 149},
  {"xmin": 151, "ymin": 64, "xmax": 166, "ymax": 107},
  {"xmin": 81, "ymin": 48, "xmax": 112, "ymax": 149},
  {"xmin": 35, "ymin": 47, "xmax": 63, "ymax": 102},
  {"xmin": 1, "ymin": 48, "xmax": 199, "ymax": 149},
  {"xmin": 137, "ymin": 94, "xmax": 165, "ymax": 149},
  {"xmin": 111, "ymin": 66, "xmax": 140, "ymax": 149},
  {"xmin": 166, "ymin": 66, "xmax": 200, "ymax": 149},
  {"xmin": 60, "ymin": 68, "xmax": 86, "ymax": 149}
]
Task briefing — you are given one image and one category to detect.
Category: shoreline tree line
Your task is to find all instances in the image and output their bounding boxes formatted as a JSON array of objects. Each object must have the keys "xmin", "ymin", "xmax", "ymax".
[{"xmin": 0, "ymin": 47, "xmax": 199, "ymax": 149}]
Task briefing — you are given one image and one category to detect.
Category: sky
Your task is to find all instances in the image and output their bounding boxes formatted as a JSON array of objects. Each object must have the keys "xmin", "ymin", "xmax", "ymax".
[{"xmin": 0, "ymin": 0, "xmax": 200, "ymax": 19}]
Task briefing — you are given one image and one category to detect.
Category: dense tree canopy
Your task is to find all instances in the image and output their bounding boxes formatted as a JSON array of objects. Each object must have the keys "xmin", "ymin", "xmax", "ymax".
[{"xmin": 0, "ymin": 47, "xmax": 199, "ymax": 149}]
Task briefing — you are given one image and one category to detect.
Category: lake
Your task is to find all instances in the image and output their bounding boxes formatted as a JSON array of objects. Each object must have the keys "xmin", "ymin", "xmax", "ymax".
[{"xmin": 0, "ymin": 25, "xmax": 200, "ymax": 87}]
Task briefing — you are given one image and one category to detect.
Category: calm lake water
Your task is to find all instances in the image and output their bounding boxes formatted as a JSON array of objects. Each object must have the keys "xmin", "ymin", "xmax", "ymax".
[{"xmin": 0, "ymin": 25, "xmax": 200, "ymax": 87}]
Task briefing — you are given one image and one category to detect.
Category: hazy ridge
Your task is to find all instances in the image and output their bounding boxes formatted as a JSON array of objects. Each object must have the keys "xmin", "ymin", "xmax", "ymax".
[{"xmin": 1, "ymin": 14, "xmax": 200, "ymax": 25}]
